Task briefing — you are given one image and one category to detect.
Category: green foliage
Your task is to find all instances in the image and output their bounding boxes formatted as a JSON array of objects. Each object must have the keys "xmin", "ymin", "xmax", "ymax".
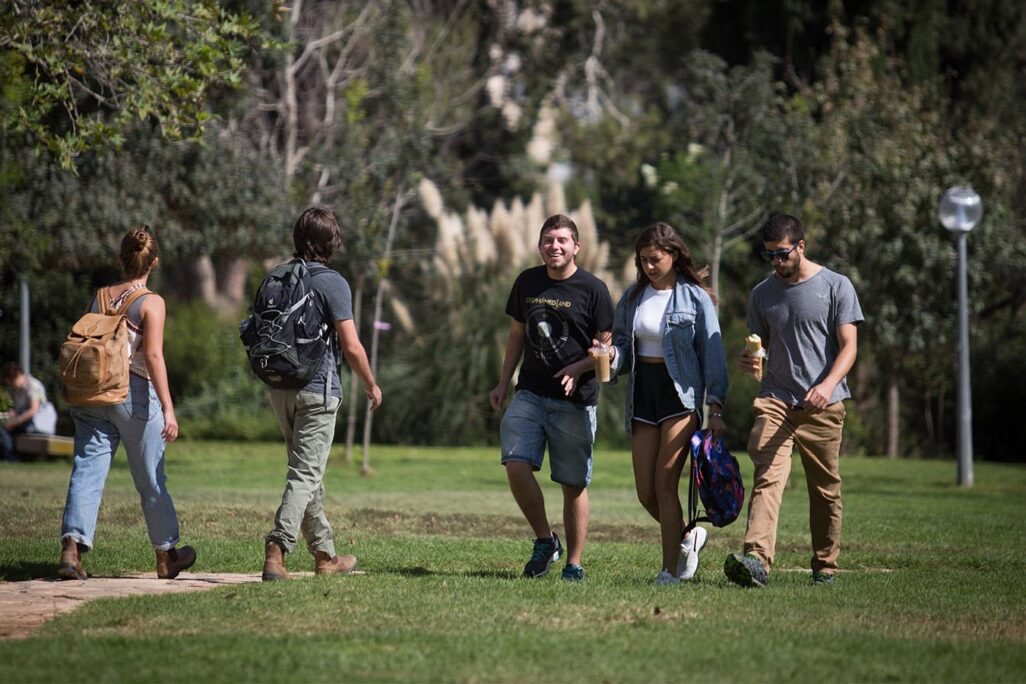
[
  {"xmin": 163, "ymin": 298, "xmax": 277, "ymax": 441},
  {"xmin": 0, "ymin": 0, "xmax": 262, "ymax": 169},
  {"xmin": 2, "ymin": 446, "xmax": 1026, "ymax": 680}
]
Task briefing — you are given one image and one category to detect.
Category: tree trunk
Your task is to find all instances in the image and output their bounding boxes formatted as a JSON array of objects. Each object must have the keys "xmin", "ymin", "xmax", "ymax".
[
  {"xmin": 924, "ymin": 390, "xmax": 935, "ymax": 445},
  {"xmin": 214, "ymin": 255, "xmax": 249, "ymax": 311},
  {"xmin": 361, "ymin": 188, "xmax": 405, "ymax": 474},
  {"xmin": 886, "ymin": 375, "xmax": 900, "ymax": 458},
  {"xmin": 710, "ymin": 231, "xmax": 723, "ymax": 308},
  {"xmin": 344, "ymin": 277, "xmax": 364, "ymax": 463}
]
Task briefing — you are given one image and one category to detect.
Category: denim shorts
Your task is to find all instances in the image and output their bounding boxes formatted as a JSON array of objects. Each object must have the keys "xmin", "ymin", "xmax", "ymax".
[{"xmin": 500, "ymin": 390, "xmax": 596, "ymax": 487}]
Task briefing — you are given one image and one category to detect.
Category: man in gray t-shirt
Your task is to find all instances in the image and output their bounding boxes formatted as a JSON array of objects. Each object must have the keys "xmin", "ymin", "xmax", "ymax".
[
  {"xmin": 724, "ymin": 213, "xmax": 863, "ymax": 589},
  {"xmin": 261, "ymin": 207, "xmax": 382, "ymax": 582}
]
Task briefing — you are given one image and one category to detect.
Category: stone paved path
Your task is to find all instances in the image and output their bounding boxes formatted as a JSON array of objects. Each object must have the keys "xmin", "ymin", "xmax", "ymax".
[{"xmin": 0, "ymin": 573, "xmax": 265, "ymax": 639}]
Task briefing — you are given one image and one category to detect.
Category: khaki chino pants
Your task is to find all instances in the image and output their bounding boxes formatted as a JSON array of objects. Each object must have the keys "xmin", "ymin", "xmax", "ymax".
[
  {"xmin": 743, "ymin": 397, "xmax": 846, "ymax": 574},
  {"xmin": 266, "ymin": 390, "xmax": 342, "ymax": 557}
]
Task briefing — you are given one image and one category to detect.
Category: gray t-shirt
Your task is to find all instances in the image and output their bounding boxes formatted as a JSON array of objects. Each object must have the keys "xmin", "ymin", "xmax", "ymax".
[
  {"xmin": 747, "ymin": 267, "xmax": 863, "ymax": 406},
  {"xmin": 302, "ymin": 263, "xmax": 354, "ymax": 399}
]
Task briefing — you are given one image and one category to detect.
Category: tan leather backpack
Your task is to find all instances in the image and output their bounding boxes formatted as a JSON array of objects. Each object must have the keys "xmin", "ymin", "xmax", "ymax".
[{"xmin": 58, "ymin": 287, "xmax": 150, "ymax": 406}]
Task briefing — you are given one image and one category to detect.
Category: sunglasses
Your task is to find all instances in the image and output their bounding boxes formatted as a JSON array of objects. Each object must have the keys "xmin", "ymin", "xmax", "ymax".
[{"xmin": 760, "ymin": 244, "xmax": 799, "ymax": 262}]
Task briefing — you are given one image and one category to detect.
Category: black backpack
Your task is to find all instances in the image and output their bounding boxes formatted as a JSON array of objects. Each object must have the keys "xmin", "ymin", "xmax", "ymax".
[{"xmin": 239, "ymin": 259, "xmax": 333, "ymax": 389}]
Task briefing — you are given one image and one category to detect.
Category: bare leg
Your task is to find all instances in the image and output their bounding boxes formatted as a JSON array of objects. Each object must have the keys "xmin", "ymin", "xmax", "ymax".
[
  {"xmin": 631, "ymin": 422, "xmax": 661, "ymax": 522},
  {"xmin": 654, "ymin": 414, "xmax": 698, "ymax": 573},
  {"xmin": 561, "ymin": 484, "xmax": 588, "ymax": 566},
  {"xmin": 505, "ymin": 461, "xmax": 551, "ymax": 539}
]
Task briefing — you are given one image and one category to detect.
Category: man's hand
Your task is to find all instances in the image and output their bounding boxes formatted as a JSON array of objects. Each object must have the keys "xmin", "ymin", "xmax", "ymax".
[
  {"xmin": 803, "ymin": 380, "xmax": 836, "ymax": 410},
  {"xmin": 554, "ymin": 358, "xmax": 586, "ymax": 395},
  {"xmin": 365, "ymin": 384, "xmax": 383, "ymax": 411},
  {"xmin": 489, "ymin": 383, "xmax": 509, "ymax": 412},
  {"xmin": 738, "ymin": 350, "xmax": 761, "ymax": 377},
  {"xmin": 590, "ymin": 337, "xmax": 616, "ymax": 364}
]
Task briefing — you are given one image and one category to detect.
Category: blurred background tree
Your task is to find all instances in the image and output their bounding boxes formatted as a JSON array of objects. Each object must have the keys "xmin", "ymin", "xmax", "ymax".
[{"xmin": 2, "ymin": 0, "xmax": 1025, "ymax": 461}]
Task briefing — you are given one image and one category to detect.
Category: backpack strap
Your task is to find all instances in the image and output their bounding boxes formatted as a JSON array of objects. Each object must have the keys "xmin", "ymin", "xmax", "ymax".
[
  {"xmin": 115, "ymin": 287, "xmax": 151, "ymax": 315},
  {"xmin": 96, "ymin": 287, "xmax": 112, "ymax": 315},
  {"xmin": 684, "ymin": 429, "xmax": 710, "ymax": 535},
  {"xmin": 98, "ymin": 286, "xmax": 151, "ymax": 315}
]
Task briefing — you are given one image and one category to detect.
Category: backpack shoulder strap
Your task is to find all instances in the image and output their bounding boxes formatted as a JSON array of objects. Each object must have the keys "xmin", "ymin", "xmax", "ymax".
[
  {"xmin": 96, "ymin": 288, "xmax": 112, "ymax": 315},
  {"xmin": 116, "ymin": 287, "xmax": 152, "ymax": 315}
]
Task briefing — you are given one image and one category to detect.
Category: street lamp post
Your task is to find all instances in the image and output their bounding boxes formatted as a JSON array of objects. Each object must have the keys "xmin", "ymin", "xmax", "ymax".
[{"xmin": 938, "ymin": 186, "xmax": 982, "ymax": 487}]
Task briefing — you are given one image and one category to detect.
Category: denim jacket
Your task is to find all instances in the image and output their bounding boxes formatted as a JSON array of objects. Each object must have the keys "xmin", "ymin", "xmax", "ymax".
[{"xmin": 610, "ymin": 276, "xmax": 728, "ymax": 433}]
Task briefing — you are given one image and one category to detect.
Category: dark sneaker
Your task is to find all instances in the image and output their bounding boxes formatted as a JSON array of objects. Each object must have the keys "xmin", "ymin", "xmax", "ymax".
[
  {"xmin": 522, "ymin": 532, "xmax": 562, "ymax": 578},
  {"xmin": 561, "ymin": 563, "xmax": 585, "ymax": 582},
  {"xmin": 811, "ymin": 571, "xmax": 835, "ymax": 586},
  {"xmin": 724, "ymin": 552, "xmax": 768, "ymax": 588}
]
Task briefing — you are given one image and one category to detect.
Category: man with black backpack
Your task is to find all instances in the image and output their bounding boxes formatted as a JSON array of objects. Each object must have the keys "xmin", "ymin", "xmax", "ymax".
[
  {"xmin": 243, "ymin": 207, "xmax": 382, "ymax": 581},
  {"xmin": 724, "ymin": 213, "xmax": 862, "ymax": 589}
]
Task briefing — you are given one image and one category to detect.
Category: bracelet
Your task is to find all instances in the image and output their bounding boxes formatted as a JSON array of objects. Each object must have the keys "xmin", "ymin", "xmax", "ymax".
[{"xmin": 709, "ymin": 411, "xmax": 723, "ymax": 418}]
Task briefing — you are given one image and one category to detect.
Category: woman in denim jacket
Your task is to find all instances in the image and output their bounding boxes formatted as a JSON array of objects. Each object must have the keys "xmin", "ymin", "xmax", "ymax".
[{"xmin": 608, "ymin": 223, "xmax": 728, "ymax": 585}]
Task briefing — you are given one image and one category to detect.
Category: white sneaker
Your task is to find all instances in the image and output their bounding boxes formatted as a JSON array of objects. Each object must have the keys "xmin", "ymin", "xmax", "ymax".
[
  {"xmin": 677, "ymin": 526, "xmax": 708, "ymax": 580},
  {"xmin": 654, "ymin": 569, "xmax": 680, "ymax": 586}
]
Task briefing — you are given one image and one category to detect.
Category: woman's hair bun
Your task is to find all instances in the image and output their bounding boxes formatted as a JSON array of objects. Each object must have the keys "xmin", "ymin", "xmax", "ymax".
[{"xmin": 119, "ymin": 224, "xmax": 160, "ymax": 279}]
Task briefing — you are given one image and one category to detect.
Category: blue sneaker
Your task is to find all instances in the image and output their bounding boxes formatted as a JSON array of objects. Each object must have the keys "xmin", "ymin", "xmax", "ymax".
[
  {"xmin": 561, "ymin": 563, "xmax": 585, "ymax": 582},
  {"xmin": 811, "ymin": 571, "xmax": 836, "ymax": 586},
  {"xmin": 724, "ymin": 553, "xmax": 768, "ymax": 588},
  {"xmin": 522, "ymin": 532, "xmax": 562, "ymax": 578}
]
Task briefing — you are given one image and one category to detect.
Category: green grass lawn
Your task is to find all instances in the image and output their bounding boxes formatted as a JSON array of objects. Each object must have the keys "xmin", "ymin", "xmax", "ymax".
[{"xmin": 2, "ymin": 442, "xmax": 1025, "ymax": 682}]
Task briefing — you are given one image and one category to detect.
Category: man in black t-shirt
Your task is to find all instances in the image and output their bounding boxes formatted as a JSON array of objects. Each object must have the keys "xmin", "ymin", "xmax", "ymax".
[{"xmin": 489, "ymin": 214, "xmax": 614, "ymax": 581}]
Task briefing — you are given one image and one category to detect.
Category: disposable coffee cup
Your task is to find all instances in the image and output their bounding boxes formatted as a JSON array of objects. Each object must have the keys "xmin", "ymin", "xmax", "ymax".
[{"xmin": 591, "ymin": 345, "xmax": 612, "ymax": 383}]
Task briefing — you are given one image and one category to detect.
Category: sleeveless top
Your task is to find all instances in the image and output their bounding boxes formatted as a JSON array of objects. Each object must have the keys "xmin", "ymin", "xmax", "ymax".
[{"xmin": 89, "ymin": 287, "xmax": 151, "ymax": 380}]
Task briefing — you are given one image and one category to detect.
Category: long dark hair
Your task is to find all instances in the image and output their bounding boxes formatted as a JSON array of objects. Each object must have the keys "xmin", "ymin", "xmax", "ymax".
[{"xmin": 629, "ymin": 222, "xmax": 717, "ymax": 304}]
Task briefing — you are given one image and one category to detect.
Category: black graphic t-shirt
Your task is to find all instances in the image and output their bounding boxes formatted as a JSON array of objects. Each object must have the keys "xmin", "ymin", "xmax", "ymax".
[{"xmin": 506, "ymin": 265, "xmax": 614, "ymax": 406}]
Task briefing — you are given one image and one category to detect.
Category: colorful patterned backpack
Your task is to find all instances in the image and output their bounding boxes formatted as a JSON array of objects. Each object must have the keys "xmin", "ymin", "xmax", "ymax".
[{"xmin": 685, "ymin": 429, "xmax": 745, "ymax": 531}]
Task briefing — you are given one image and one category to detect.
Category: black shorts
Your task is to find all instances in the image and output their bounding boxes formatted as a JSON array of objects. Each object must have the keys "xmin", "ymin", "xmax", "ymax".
[{"xmin": 632, "ymin": 360, "xmax": 691, "ymax": 425}]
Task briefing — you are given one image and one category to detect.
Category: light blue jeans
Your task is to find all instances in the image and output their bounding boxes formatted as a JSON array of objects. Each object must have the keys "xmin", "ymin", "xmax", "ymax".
[{"xmin": 61, "ymin": 374, "xmax": 181, "ymax": 551}]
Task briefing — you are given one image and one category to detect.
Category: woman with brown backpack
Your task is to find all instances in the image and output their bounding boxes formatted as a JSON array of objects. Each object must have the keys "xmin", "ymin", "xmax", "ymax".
[{"xmin": 57, "ymin": 225, "xmax": 196, "ymax": 581}]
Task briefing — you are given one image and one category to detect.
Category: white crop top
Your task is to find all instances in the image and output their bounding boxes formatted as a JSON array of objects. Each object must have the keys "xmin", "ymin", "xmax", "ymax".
[{"xmin": 634, "ymin": 286, "xmax": 672, "ymax": 357}]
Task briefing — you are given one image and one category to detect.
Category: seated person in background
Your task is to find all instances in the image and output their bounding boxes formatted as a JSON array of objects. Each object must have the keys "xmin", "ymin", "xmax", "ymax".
[{"xmin": 1, "ymin": 361, "xmax": 58, "ymax": 461}]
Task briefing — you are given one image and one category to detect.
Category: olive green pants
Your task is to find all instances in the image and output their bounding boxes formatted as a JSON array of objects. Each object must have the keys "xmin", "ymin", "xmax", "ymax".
[
  {"xmin": 266, "ymin": 390, "xmax": 342, "ymax": 557},
  {"xmin": 743, "ymin": 397, "xmax": 846, "ymax": 575}
]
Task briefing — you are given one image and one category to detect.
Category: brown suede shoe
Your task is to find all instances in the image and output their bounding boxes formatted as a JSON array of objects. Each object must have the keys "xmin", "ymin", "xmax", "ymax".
[
  {"xmin": 155, "ymin": 545, "xmax": 197, "ymax": 579},
  {"xmin": 314, "ymin": 550, "xmax": 357, "ymax": 576},
  {"xmin": 262, "ymin": 540, "xmax": 289, "ymax": 582},
  {"xmin": 57, "ymin": 537, "xmax": 87, "ymax": 580}
]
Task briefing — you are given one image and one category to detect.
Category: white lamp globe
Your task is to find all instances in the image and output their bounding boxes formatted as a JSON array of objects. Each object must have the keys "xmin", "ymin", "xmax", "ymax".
[{"xmin": 939, "ymin": 186, "xmax": 982, "ymax": 233}]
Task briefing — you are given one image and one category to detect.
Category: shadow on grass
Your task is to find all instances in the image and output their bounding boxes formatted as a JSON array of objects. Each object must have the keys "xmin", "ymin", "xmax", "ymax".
[
  {"xmin": 0, "ymin": 561, "xmax": 59, "ymax": 582},
  {"xmin": 388, "ymin": 565, "xmax": 520, "ymax": 580}
]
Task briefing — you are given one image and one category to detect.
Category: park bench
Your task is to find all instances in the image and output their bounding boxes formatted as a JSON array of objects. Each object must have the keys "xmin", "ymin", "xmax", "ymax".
[{"xmin": 14, "ymin": 434, "xmax": 74, "ymax": 459}]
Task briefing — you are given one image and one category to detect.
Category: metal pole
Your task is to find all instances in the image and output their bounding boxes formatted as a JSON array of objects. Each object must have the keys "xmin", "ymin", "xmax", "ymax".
[
  {"xmin": 955, "ymin": 233, "xmax": 973, "ymax": 487},
  {"xmin": 19, "ymin": 278, "xmax": 30, "ymax": 373}
]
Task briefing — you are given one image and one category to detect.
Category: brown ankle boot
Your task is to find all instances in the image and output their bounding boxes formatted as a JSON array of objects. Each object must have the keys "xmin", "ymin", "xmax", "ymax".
[
  {"xmin": 262, "ymin": 540, "xmax": 289, "ymax": 582},
  {"xmin": 313, "ymin": 550, "xmax": 357, "ymax": 576},
  {"xmin": 58, "ymin": 537, "xmax": 87, "ymax": 580},
  {"xmin": 155, "ymin": 545, "xmax": 197, "ymax": 579}
]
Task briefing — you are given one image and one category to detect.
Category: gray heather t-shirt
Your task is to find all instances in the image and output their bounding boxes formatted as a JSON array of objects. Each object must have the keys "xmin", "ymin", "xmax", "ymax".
[
  {"xmin": 302, "ymin": 263, "xmax": 354, "ymax": 399},
  {"xmin": 747, "ymin": 267, "xmax": 864, "ymax": 406}
]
